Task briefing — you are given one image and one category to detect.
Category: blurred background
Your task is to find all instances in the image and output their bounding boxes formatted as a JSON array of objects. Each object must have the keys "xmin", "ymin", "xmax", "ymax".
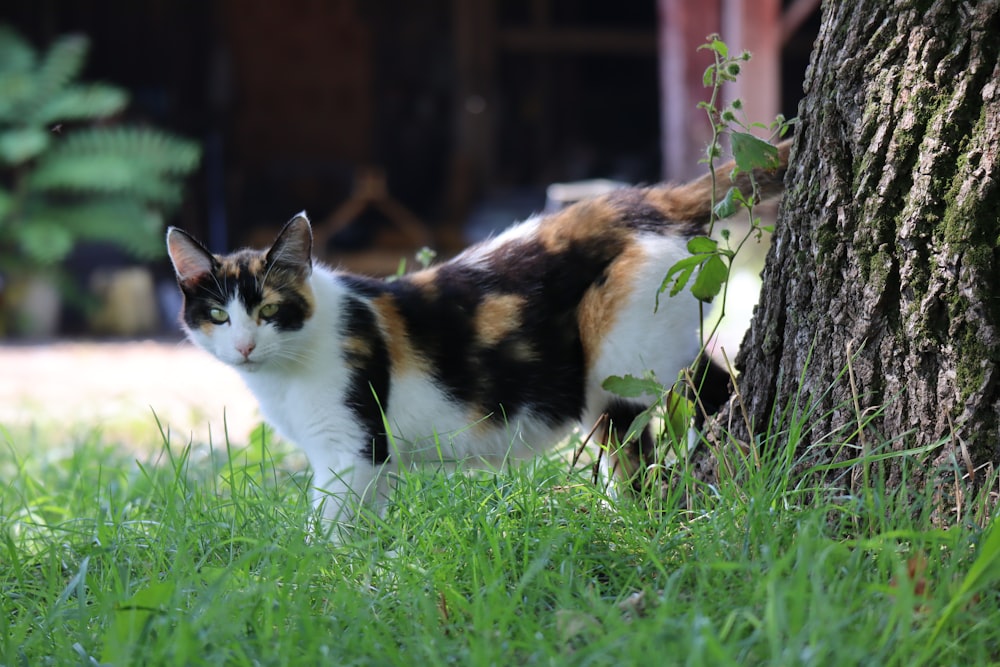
[
  {"xmin": 0, "ymin": 0, "xmax": 818, "ymax": 443},
  {"xmin": 1, "ymin": 0, "xmax": 818, "ymax": 338}
]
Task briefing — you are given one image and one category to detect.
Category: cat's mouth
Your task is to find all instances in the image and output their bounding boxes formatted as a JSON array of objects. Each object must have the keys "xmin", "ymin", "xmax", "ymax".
[{"xmin": 234, "ymin": 358, "xmax": 262, "ymax": 372}]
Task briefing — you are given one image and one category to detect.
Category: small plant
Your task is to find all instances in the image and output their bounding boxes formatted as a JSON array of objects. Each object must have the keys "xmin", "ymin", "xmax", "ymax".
[
  {"xmin": 661, "ymin": 35, "xmax": 794, "ymax": 312},
  {"xmin": 600, "ymin": 36, "xmax": 797, "ymax": 489},
  {"xmin": 0, "ymin": 25, "xmax": 199, "ymax": 290}
]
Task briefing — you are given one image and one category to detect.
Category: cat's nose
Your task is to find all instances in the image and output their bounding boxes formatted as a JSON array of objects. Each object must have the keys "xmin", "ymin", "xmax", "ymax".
[{"xmin": 237, "ymin": 342, "xmax": 256, "ymax": 359}]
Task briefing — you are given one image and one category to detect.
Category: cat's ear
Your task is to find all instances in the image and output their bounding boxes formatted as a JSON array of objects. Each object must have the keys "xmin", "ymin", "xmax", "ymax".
[
  {"xmin": 166, "ymin": 227, "xmax": 216, "ymax": 286},
  {"xmin": 267, "ymin": 212, "xmax": 313, "ymax": 277}
]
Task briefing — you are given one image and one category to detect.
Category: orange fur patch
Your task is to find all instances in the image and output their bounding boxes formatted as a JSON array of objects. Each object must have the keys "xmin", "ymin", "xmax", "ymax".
[
  {"xmin": 577, "ymin": 241, "xmax": 648, "ymax": 366},
  {"xmin": 475, "ymin": 294, "xmax": 525, "ymax": 347},
  {"xmin": 537, "ymin": 198, "xmax": 627, "ymax": 254},
  {"xmin": 371, "ymin": 294, "xmax": 422, "ymax": 374},
  {"xmin": 407, "ymin": 268, "xmax": 440, "ymax": 298},
  {"xmin": 248, "ymin": 255, "xmax": 267, "ymax": 275},
  {"xmin": 218, "ymin": 257, "xmax": 245, "ymax": 280},
  {"xmin": 342, "ymin": 335, "xmax": 373, "ymax": 367}
]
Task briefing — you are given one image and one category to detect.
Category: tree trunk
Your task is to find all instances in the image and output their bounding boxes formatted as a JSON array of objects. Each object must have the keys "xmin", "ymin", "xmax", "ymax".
[{"xmin": 706, "ymin": 1, "xmax": 1000, "ymax": 504}]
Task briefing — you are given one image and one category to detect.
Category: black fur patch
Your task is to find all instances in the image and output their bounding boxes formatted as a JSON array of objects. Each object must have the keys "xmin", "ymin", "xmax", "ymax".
[
  {"xmin": 607, "ymin": 189, "xmax": 676, "ymax": 232},
  {"xmin": 341, "ymin": 296, "xmax": 391, "ymax": 465},
  {"xmin": 179, "ymin": 271, "xmax": 227, "ymax": 328},
  {"xmin": 377, "ymin": 237, "xmax": 621, "ymax": 426},
  {"xmin": 603, "ymin": 398, "xmax": 655, "ymax": 494}
]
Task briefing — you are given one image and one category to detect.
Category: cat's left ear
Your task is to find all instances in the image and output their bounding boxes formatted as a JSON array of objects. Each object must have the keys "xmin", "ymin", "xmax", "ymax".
[{"xmin": 267, "ymin": 212, "xmax": 313, "ymax": 278}]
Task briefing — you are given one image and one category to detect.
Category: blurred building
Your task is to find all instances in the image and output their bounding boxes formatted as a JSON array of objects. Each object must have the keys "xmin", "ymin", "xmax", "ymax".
[{"xmin": 3, "ymin": 0, "xmax": 817, "ymax": 333}]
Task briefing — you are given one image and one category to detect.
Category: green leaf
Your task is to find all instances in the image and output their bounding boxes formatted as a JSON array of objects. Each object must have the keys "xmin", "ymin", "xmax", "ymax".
[
  {"xmin": 602, "ymin": 374, "xmax": 664, "ymax": 399},
  {"xmin": 27, "ymin": 150, "xmax": 189, "ymax": 206},
  {"xmin": 24, "ymin": 199, "xmax": 166, "ymax": 259},
  {"xmin": 711, "ymin": 39, "xmax": 729, "ymax": 57},
  {"xmin": 36, "ymin": 84, "xmax": 128, "ymax": 124},
  {"xmin": 730, "ymin": 185, "xmax": 751, "ymax": 204},
  {"xmin": 30, "ymin": 151, "xmax": 145, "ymax": 188},
  {"xmin": 659, "ymin": 254, "xmax": 705, "ymax": 303},
  {"xmin": 0, "ymin": 26, "xmax": 37, "ymax": 74},
  {"xmin": 624, "ymin": 409, "xmax": 654, "ymax": 444},
  {"xmin": 51, "ymin": 126, "xmax": 201, "ymax": 174},
  {"xmin": 33, "ymin": 33, "xmax": 88, "ymax": 105},
  {"xmin": 17, "ymin": 219, "xmax": 75, "ymax": 263},
  {"xmin": 662, "ymin": 393, "xmax": 695, "ymax": 441},
  {"xmin": 0, "ymin": 27, "xmax": 40, "ymax": 120},
  {"xmin": 0, "ymin": 126, "xmax": 50, "ymax": 164},
  {"xmin": 0, "ymin": 72, "xmax": 38, "ymax": 120},
  {"xmin": 690, "ymin": 253, "xmax": 729, "ymax": 302},
  {"xmin": 730, "ymin": 132, "xmax": 780, "ymax": 173},
  {"xmin": 687, "ymin": 235, "xmax": 718, "ymax": 254},
  {"xmin": 702, "ymin": 64, "xmax": 715, "ymax": 87},
  {"xmin": 665, "ymin": 254, "xmax": 707, "ymax": 273},
  {"xmin": 660, "ymin": 265, "xmax": 694, "ymax": 304},
  {"xmin": 712, "ymin": 187, "xmax": 741, "ymax": 219},
  {"xmin": 101, "ymin": 580, "xmax": 176, "ymax": 664}
]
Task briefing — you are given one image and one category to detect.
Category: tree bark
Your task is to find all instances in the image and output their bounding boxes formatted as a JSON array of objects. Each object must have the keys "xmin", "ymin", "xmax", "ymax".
[{"xmin": 704, "ymin": 0, "xmax": 1000, "ymax": 504}]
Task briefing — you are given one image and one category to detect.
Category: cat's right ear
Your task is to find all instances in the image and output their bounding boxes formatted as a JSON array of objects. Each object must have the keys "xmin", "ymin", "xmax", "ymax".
[
  {"xmin": 166, "ymin": 227, "xmax": 216, "ymax": 286},
  {"xmin": 267, "ymin": 212, "xmax": 313, "ymax": 278}
]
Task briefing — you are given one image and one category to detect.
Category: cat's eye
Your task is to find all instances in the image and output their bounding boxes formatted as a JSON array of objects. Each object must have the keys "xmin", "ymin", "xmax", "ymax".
[
  {"xmin": 259, "ymin": 303, "xmax": 279, "ymax": 319},
  {"xmin": 209, "ymin": 307, "xmax": 229, "ymax": 324}
]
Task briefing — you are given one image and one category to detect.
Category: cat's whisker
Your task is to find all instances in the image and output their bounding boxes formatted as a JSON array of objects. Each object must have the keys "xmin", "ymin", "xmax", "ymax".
[
  {"xmin": 260, "ymin": 258, "xmax": 275, "ymax": 291},
  {"xmin": 207, "ymin": 271, "xmax": 226, "ymax": 303},
  {"xmin": 274, "ymin": 349, "xmax": 320, "ymax": 367}
]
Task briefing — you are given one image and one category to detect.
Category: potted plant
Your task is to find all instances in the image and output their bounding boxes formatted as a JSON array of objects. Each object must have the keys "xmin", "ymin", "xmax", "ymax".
[{"xmin": 0, "ymin": 24, "xmax": 200, "ymax": 336}]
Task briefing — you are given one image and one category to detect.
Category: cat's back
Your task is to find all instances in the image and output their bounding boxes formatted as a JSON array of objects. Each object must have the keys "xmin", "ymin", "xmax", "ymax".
[
  {"xmin": 455, "ymin": 185, "xmax": 704, "ymax": 279},
  {"xmin": 385, "ymin": 184, "xmax": 703, "ymax": 347},
  {"xmin": 361, "ymin": 187, "xmax": 704, "ymax": 427}
]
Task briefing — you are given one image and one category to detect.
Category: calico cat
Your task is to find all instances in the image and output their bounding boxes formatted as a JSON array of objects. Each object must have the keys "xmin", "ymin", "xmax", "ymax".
[{"xmin": 166, "ymin": 142, "xmax": 789, "ymax": 538}]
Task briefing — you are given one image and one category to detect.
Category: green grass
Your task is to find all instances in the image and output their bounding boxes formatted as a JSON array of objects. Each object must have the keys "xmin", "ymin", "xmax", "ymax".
[{"xmin": 2, "ymin": 417, "xmax": 999, "ymax": 666}]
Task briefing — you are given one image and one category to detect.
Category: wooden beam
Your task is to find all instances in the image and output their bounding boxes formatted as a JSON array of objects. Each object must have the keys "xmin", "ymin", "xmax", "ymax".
[
  {"xmin": 722, "ymin": 0, "xmax": 781, "ymax": 138},
  {"xmin": 657, "ymin": 0, "xmax": 722, "ymax": 180}
]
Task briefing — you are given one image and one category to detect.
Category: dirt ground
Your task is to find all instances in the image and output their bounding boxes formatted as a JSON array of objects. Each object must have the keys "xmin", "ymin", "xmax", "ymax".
[{"xmin": 0, "ymin": 339, "xmax": 260, "ymax": 450}]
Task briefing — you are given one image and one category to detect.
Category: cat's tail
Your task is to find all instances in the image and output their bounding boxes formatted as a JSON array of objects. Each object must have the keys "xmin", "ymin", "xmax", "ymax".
[{"xmin": 652, "ymin": 138, "xmax": 791, "ymax": 225}]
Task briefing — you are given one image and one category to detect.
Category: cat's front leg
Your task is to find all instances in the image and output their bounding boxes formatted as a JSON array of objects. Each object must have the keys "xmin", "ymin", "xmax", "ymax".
[{"xmin": 308, "ymin": 449, "xmax": 389, "ymax": 542}]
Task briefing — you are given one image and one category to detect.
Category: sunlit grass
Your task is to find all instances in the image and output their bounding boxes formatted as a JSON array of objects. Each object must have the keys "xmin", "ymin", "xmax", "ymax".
[{"xmin": 2, "ymin": 415, "xmax": 999, "ymax": 666}]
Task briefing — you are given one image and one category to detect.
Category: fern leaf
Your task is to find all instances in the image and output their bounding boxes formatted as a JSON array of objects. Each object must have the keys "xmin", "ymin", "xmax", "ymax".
[
  {"xmin": 37, "ymin": 84, "xmax": 128, "ymax": 124},
  {"xmin": 29, "ymin": 33, "xmax": 88, "ymax": 117},
  {"xmin": 0, "ymin": 71, "xmax": 39, "ymax": 122},
  {"xmin": 0, "ymin": 26, "xmax": 37, "ymax": 75},
  {"xmin": 27, "ymin": 126, "xmax": 200, "ymax": 205},
  {"xmin": 0, "ymin": 126, "xmax": 50, "ymax": 165},
  {"xmin": 15, "ymin": 217, "xmax": 75, "ymax": 263},
  {"xmin": 25, "ymin": 199, "xmax": 166, "ymax": 260},
  {"xmin": 53, "ymin": 127, "xmax": 201, "ymax": 174},
  {"xmin": 27, "ymin": 154, "xmax": 186, "ymax": 206},
  {"xmin": 0, "ymin": 27, "xmax": 40, "ymax": 121},
  {"xmin": 0, "ymin": 26, "xmax": 200, "ymax": 274}
]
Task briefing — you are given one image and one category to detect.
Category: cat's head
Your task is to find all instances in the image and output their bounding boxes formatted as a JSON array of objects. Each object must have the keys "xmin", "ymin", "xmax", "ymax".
[{"xmin": 166, "ymin": 213, "xmax": 316, "ymax": 372}]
